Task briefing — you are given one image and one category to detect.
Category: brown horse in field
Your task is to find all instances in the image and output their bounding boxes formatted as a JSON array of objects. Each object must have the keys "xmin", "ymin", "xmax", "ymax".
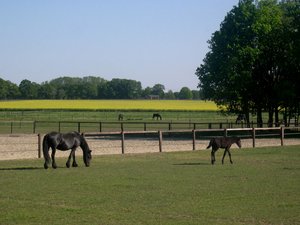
[{"xmin": 207, "ymin": 137, "xmax": 241, "ymax": 165}]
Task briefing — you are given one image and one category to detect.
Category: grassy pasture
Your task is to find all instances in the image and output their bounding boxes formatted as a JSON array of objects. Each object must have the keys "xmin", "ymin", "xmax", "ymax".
[{"xmin": 0, "ymin": 146, "xmax": 299, "ymax": 225}]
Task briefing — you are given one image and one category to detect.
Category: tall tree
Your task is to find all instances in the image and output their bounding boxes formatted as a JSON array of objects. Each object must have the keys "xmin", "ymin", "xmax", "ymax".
[
  {"xmin": 196, "ymin": 0, "xmax": 300, "ymax": 126},
  {"xmin": 196, "ymin": 0, "xmax": 258, "ymax": 124},
  {"xmin": 19, "ymin": 79, "xmax": 40, "ymax": 99},
  {"xmin": 152, "ymin": 84, "xmax": 165, "ymax": 99},
  {"xmin": 0, "ymin": 78, "xmax": 20, "ymax": 99}
]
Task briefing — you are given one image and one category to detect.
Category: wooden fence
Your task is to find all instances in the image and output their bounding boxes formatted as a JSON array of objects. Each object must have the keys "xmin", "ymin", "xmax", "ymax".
[
  {"xmin": 35, "ymin": 126, "xmax": 299, "ymax": 157},
  {"xmin": 0, "ymin": 127, "xmax": 298, "ymax": 160},
  {"xmin": 1, "ymin": 120, "xmax": 299, "ymax": 134}
]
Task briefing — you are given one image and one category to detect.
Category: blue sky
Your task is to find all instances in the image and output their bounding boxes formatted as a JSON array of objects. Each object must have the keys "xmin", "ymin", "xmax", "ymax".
[{"xmin": 0, "ymin": 0, "xmax": 239, "ymax": 91}]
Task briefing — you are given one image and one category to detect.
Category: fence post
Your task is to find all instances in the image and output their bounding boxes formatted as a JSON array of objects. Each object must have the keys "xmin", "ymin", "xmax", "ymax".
[
  {"xmin": 99, "ymin": 122, "xmax": 102, "ymax": 132},
  {"xmin": 10, "ymin": 122, "xmax": 13, "ymax": 134},
  {"xmin": 280, "ymin": 127, "xmax": 284, "ymax": 146},
  {"xmin": 121, "ymin": 131, "xmax": 125, "ymax": 154},
  {"xmin": 144, "ymin": 123, "xmax": 147, "ymax": 131},
  {"xmin": 58, "ymin": 122, "xmax": 61, "ymax": 132},
  {"xmin": 33, "ymin": 121, "xmax": 36, "ymax": 133},
  {"xmin": 192, "ymin": 130, "xmax": 196, "ymax": 151},
  {"xmin": 158, "ymin": 131, "xmax": 162, "ymax": 152},
  {"xmin": 252, "ymin": 128, "xmax": 256, "ymax": 148},
  {"xmin": 224, "ymin": 128, "xmax": 228, "ymax": 137},
  {"xmin": 38, "ymin": 134, "xmax": 41, "ymax": 158},
  {"xmin": 78, "ymin": 122, "xmax": 81, "ymax": 133}
]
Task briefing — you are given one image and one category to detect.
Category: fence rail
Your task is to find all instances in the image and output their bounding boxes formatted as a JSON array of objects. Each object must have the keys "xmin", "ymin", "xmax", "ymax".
[
  {"xmin": 0, "ymin": 127, "xmax": 299, "ymax": 160},
  {"xmin": 0, "ymin": 120, "xmax": 299, "ymax": 134},
  {"xmin": 82, "ymin": 127, "xmax": 300, "ymax": 154}
]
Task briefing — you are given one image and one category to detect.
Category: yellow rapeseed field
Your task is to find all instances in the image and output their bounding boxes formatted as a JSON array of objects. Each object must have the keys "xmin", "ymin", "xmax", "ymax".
[{"xmin": 0, "ymin": 100, "xmax": 218, "ymax": 111}]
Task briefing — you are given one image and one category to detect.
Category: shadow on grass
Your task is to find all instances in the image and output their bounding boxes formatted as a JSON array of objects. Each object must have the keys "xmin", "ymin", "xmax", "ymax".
[
  {"xmin": 173, "ymin": 162, "xmax": 211, "ymax": 166},
  {"xmin": 0, "ymin": 167, "xmax": 44, "ymax": 171}
]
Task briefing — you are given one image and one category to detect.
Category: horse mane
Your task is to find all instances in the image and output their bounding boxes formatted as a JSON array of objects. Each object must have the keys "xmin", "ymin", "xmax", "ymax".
[{"xmin": 78, "ymin": 133, "xmax": 90, "ymax": 152}]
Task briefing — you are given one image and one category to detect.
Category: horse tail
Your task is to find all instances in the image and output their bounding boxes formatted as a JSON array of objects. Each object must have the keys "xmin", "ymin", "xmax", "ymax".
[
  {"xmin": 42, "ymin": 134, "xmax": 51, "ymax": 168},
  {"xmin": 206, "ymin": 139, "xmax": 213, "ymax": 149}
]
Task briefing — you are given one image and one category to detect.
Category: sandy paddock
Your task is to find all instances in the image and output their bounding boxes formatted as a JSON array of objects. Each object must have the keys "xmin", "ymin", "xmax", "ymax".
[{"xmin": 0, "ymin": 134, "xmax": 299, "ymax": 161}]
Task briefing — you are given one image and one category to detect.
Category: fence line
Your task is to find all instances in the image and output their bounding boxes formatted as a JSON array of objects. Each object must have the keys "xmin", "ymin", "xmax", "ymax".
[
  {"xmin": 0, "ymin": 127, "xmax": 299, "ymax": 160},
  {"xmin": 81, "ymin": 127, "xmax": 300, "ymax": 155},
  {"xmin": 1, "ymin": 120, "xmax": 299, "ymax": 134}
]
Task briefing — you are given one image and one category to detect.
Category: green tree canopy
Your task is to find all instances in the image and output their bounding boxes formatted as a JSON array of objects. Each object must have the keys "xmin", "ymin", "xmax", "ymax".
[{"xmin": 196, "ymin": 0, "xmax": 300, "ymax": 126}]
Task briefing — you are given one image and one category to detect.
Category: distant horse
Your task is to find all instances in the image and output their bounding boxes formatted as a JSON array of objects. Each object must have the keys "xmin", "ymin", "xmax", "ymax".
[
  {"xmin": 118, "ymin": 113, "xmax": 124, "ymax": 121},
  {"xmin": 206, "ymin": 137, "xmax": 241, "ymax": 165},
  {"xmin": 236, "ymin": 114, "xmax": 246, "ymax": 124},
  {"xmin": 42, "ymin": 131, "xmax": 92, "ymax": 169},
  {"xmin": 152, "ymin": 113, "xmax": 162, "ymax": 120}
]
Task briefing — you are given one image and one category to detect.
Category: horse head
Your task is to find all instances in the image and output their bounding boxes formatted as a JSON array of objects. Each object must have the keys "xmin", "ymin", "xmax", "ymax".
[{"xmin": 83, "ymin": 149, "xmax": 92, "ymax": 167}]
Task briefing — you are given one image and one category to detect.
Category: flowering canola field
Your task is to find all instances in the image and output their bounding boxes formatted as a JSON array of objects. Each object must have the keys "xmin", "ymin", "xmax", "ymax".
[{"xmin": 0, "ymin": 100, "xmax": 218, "ymax": 111}]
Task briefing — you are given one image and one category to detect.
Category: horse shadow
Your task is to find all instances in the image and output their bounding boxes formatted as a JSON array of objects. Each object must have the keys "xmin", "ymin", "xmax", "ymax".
[
  {"xmin": 0, "ymin": 166, "xmax": 44, "ymax": 171},
  {"xmin": 173, "ymin": 162, "xmax": 211, "ymax": 166}
]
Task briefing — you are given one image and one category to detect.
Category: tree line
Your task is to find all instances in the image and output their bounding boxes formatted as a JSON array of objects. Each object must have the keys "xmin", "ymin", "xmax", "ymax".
[
  {"xmin": 196, "ymin": 0, "xmax": 300, "ymax": 126},
  {"xmin": 0, "ymin": 76, "xmax": 201, "ymax": 100}
]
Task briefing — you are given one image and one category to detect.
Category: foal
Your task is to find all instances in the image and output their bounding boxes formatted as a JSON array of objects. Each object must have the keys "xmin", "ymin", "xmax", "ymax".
[{"xmin": 207, "ymin": 137, "xmax": 241, "ymax": 165}]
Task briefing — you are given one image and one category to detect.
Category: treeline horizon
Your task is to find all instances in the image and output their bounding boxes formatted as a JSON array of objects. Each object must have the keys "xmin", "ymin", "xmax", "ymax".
[{"xmin": 0, "ymin": 76, "xmax": 202, "ymax": 100}]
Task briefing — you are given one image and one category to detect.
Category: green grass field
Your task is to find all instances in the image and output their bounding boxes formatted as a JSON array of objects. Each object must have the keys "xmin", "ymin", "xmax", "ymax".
[{"xmin": 0, "ymin": 146, "xmax": 299, "ymax": 225}]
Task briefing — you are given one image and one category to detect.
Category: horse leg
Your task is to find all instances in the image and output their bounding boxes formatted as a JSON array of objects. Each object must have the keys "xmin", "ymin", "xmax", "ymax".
[
  {"xmin": 228, "ymin": 149, "xmax": 233, "ymax": 164},
  {"xmin": 211, "ymin": 150, "xmax": 215, "ymax": 165},
  {"xmin": 66, "ymin": 150, "xmax": 72, "ymax": 168},
  {"xmin": 51, "ymin": 148, "xmax": 57, "ymax": 169},
  {"xmin": 71, "ymin": 148, "xmax": 78, "ymax": 167},
  {"xmin": 66, "ymin": 148, "xmax": 78, "ymax": 168},
  {"xmin": 222, "ymin": 149, "xmax": 228, "ymax": 164},
  {"xmin": 44, "ymin": 148, "xmax": 51, "ymax": 169}
]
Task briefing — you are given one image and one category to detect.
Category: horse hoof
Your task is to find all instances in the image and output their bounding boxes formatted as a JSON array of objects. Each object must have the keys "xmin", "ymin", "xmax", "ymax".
[
  {"xmin": 72, "ymin": 164, "xmax": 78, "ymax": 167},
  {"xmin": 44, "ymin": 164, "xmax": 48, "ymax": 169},
  {"xmin": 66, "ymin": 163, "xmax": 70, "ymax": 168}
]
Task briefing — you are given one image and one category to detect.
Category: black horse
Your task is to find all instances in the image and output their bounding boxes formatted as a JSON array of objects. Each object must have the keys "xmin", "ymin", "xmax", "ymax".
[
  {"xmin": 206, "ymin": 137, "xmax": 241, "ymax": 165},
  {"xmin": 152, "ymin": 113, "xmax": 162, "ymax": 120},
  {"xmin": 42, "ymin": 131, "xmax": 92, "ymax": 169},
  {"xmin": 118, "ymin": 113, "xmax": 124, "ymax": 121},
  {"xmin": 236, "ymin": 114, "xmax": 246, "ymax": 124}
]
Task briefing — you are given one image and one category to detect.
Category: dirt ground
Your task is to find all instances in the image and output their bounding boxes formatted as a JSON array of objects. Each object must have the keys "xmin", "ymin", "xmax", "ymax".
[{"xmin": 0, "ymin": 134, "xmax": 299, "ymax": 161}]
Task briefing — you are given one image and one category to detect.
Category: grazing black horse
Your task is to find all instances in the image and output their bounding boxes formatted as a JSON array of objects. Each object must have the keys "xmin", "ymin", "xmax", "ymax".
[
  {"xmin": 118, "ymin": 113, "xmax": 124, "ymax": 121},
  {"xmin": 152, "ymin": 113, "xmax": 162, "ymax": 120},
  {"xmin": 207, "ymin": 137, "xmax": 241, "ymax": 165},
  {"xmin": 42, "ymin": 131, "xmax": 92, "ymax": 169},
  {"xmin": 236, "ymin": 114, "xmax": 246, "ymax": 124}
]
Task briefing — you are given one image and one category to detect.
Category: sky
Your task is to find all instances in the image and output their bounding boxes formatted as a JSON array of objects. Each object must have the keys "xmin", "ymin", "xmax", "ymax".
[{"xmin": 0, "ymin": 0, "xmax": 239, "ymax": 91}]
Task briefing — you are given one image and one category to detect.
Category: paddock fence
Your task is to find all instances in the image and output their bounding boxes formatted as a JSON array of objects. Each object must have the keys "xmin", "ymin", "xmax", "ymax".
[
  {"xmin": 0, "ymin": 127, "xmax": 299, "ymax": 160},
  {"xmin": 0, "ymin": 120, "xmax": 299, "ymax": 134}
]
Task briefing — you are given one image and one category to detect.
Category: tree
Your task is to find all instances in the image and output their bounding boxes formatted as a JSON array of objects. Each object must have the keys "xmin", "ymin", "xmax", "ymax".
[
  {"xmin": 164, "ymin": 90, "xmax": 176, "ymax": 99},
  {"xmin": 152, "ymin": 84, "xmax": 165, "ymax": 99},
  {"xmin": 196, "ymin": 0, "xmax": 258, "ymax": 124},
  {"xmin": 196, "ymin": 0, "xmax": 300, "ymax": 126},
  {"xmin": 19, "ymin": 79, "xmax": 39, "ymax": 99},
  {"xmin": 106, "ymin": 79, "xmax": 142, "ymax": 99},
  {"xmin": 192, "ymin": 90, "xmax": 200, "ymax": 100},
  {"xmin": 178, "ymin": 87, "xmax": 193, "ymax": 99},
  {"xmin": 0, "ymin": 78, "xmax": 20, "ymax": 99},
  {"xmin": 38, "ymin": 82, "xmax": 56, "ymax": 99}
]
